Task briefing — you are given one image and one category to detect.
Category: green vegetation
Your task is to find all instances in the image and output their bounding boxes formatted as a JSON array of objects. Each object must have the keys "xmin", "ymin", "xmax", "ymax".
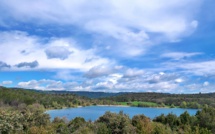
[
  {"xmin": 0, "ymin": 87, "xmax": 91, "ymax": 109},
  {"xmin": 2, "ymin": 107, "xmax": 214, "ymax": 134},
  {"xmin": 46, "ymin": 90, "xmax": 125, "ymax": 98},
  {"xmin": 1, "ymin": 86, "xmax": 215, "ymax": 133},
  {"xmin": 153, "ymin": 107, "xmax": 215, "ymax": 134},
  {"xmin": 104, "ymin": 92, "xmax": 215, "ymax": 108},
  {"xmin": 0, "ymin": 86, "xmax": 117, "ymax": 109},
  {"xmin": 118, "ymin": 101, "xmax": 160, "ymax": 107}
]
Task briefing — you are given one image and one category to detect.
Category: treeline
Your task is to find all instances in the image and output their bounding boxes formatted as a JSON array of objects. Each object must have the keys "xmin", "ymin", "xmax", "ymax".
[
  {"xmin": 46, "ymin": 90, "xmax": 124, "ymax": 98},
  {"xmin": 1, "ymin": 106, "xmax": 215, "ymax": 134},
  {"xmin": 0, "ymin": 86, "xmax": 119, "ymax": 109},
  {"xmin": 103, "ymin": 92, "xmax": 215, "ymax": 108},
  {"xmin": 0, "ymin": 86, "xmax": 94, "ymax": 109},
  {"xmin": 2, "ymin": 86, "xmax": 215, "ymax": 109}
]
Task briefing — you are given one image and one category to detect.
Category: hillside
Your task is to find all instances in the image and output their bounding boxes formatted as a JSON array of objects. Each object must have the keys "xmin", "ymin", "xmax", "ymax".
[
  {"xmin": 104, "ymin": 92, "xmax": 215, "ymax": 108},
  {"xmin": 1, "ymin": 86, "xmax": 215, "ymax": 108},
  {"xmin": 0, "ymin": 86, "xmax": 94, "ymax": 108},
  {"xmin": 45, "ymin": 90, "xmax": 125, "ymax": 98}
]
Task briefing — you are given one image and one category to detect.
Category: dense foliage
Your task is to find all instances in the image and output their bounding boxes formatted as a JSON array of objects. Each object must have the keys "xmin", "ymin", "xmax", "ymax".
[
  {"xmin": 1, "ymin": 107, "xmax": 215, "ymax": 134},
  {"xmin": 0, "ymin": 86, "xmax": 94, "ymax": 109},
  {"xmin": 0, "ymin": 86, "xmax": 117, "ymax": 109},
  {"xmin": 1, "ymin": 86, "xmax": 215, "ymax": 133},
  {"xmin": 104, "ymin": 92, "xmax": 215, "ymax": 108},
  {"xmin": 46, "ymin": 90, "xmax": 125, "ymax": 98}
]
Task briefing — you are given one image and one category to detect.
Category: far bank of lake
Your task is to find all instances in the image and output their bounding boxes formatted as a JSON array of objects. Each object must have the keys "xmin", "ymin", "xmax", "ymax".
[{"xmin": 46, "ymin": 106, "xmax": 198, "ymax": 121}]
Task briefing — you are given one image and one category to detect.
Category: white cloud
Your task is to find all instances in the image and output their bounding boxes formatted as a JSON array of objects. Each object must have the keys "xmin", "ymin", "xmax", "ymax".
[
  {"xmin": 17, "ymin": 79, "xmax": 82, "ymax": 91},
  {"xmin": 0, "ymin": 31, "xmax": 110, "ymax": 71},
  {"xmin": 181, "ymin": 61, "xmax": 215, "ymax": 75},
  {"xmin": 84, "ymin": 70, "xmax": 185, "ymax": 92},
  {"xmin": 0, "ymin": 0, "xmax": 202, "ymax": 56},
  {"xmin": 18, "ymin": 79, "xmax": 63, "ymax": 90},
  {"xmin": 163, "ymin": 60, "xmax": 215, "ymax": 76},
  {"xmin": 146, "ymin": 72, "xmax": 180, "ymax": 83},
  {"xmin": 15, "ymin": 70, "xmax": 182, "ymax": 92},
  {"xmin": 1, "ymin": 81, "xmax": 13, "ymax": 85},
  {"xmin": 84, "ymin": 65, "xmax": 120, "ymax": 79},
  {"xmin": 159, "ymin": 72, "xmax": 165, "ymax": 75},
  {"xmin": 16, "ymin": 69, "xmax": 215, "ymax": 93},
  {"xmin": 18, "ymin": 80, "xmax": 43, "ymax": 90},
  {"xmin": 203, "ymin": 81, "xmax": 209, "ymax": 86},
  {"xmin": 108, "ymin": 74, "xmax": 123, "ymax": 84},
  {"xmin": 123, "ymin": 68, "xmax": 144, "ymax": 78},
  {"xmin": 45, "ymin": 46, "xmax": 72, "ymax": 60},
  {"xmin": 183, "ymin": 82, "xmax": 215, "ymax": 93},
  {"xmin": 161, "ymin": 52, "xmax": 202, "ymax": 60},
  {"xmin": 175, "ymin": 78, "xmax": 183, "ymax": 83},
  {"xmin": 0, "ymin": 0, "xmax": 210, "ymax": 93},
  {"xmin": 54, "ymin": 70, "xmax": 78, "ymax": 81}
]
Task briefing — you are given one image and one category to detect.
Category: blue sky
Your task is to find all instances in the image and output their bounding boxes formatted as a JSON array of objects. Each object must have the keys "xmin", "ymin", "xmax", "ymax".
[{"xmin": 0, "ymin": 0, "xmax": 215, "ymax": 93}]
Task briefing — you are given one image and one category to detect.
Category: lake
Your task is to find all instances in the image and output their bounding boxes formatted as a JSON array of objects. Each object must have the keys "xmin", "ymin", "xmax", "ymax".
[{"xmin": 46, "ymin": 105, "xmax": 199, "ymax": 121}]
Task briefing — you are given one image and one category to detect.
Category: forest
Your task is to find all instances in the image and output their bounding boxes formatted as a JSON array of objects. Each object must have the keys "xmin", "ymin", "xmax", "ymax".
[
  {"xmin": 1, "ymin": 86, "xmax": 215, "ymax": 134},
  {"xmin": 102, "ymin": 92, "xmax": 215, "ymax": 108}
]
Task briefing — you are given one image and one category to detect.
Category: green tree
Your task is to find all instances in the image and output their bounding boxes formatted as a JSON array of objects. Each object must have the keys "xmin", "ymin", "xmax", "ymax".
[
  {"xmin": 179, "ymin": 111, "xmax": 191, "ymax": 125},
  {"xmin": 52, "ymin": 117, "xmax": 69, "ymax": 134},
  {"xmin": 196, "ymin": 107, "xmax": 215, "ymax": 133},
  {"xmin": 0, "ymin": 109, "xmax": 24, "ymax": 134},
  {"xmin": 180, "ymin": 101, "xmax": 187, "ymax": 108},
  {"xmin": 28, "ymin": 125, "xmax": 55, "ymax": 134},
  {"xmin": 152, "ymin": 122, "xmax": 172, "ymax": 134},
  {"xmin": 95, "ymin": 123, "xmax": 110, "ymax": 134},
  {"xmin": 68, "ymin": 117, "xmax": 86, "ymax": 133},
  {"xmin": 96, "ymin": 111, "xmax": 136, "ymax": 134},
  {"xmin": 153, "ymin": 113, "xmax": 180, "ymax": 131},
  {"xmin": 132, "ymin": 114, "xmax": 153, "ymax": 134}
]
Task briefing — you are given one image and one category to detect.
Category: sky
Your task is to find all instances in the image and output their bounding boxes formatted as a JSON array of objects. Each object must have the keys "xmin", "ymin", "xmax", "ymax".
[{"xmin": 0, "ymin": 0, "xmax": 215, "ymax": 93}]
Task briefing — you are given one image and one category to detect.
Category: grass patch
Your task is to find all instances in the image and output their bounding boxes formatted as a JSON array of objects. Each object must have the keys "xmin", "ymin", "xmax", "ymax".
[{"xmin": 117, "ymin": 101, "xmax": 161, "ymax": 107}]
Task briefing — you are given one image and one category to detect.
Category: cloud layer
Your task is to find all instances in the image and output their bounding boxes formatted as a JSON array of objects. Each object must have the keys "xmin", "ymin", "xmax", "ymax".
[
  {"xmin": 16, "ymin": 68, "xmax": 215, "ymax": 93},
  {"xmin": 1, "ymin": 0, "xmax": 214, "ymax": 93},
  {"xmin": 0, "ymin": 0, "xmax": 201, "ymax": 56}
]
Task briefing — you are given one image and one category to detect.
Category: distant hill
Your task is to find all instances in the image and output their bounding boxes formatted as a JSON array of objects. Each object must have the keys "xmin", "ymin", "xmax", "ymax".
[
  {"xmin": 0, "ymin": 86, "xmax": 98, "ymax": 109},
  {"xmin": 44, "ymin": 90, "xmax": 126, "ymax": 98},
  {"xmin": 7, "ymin": 87, "xmax": 125, "ymax": 98}
]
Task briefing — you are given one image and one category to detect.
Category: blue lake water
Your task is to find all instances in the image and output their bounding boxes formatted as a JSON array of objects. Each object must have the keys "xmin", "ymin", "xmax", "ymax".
[{"xmin": 46, "ymin": 106, "xmax": 199, "ymax": 121}]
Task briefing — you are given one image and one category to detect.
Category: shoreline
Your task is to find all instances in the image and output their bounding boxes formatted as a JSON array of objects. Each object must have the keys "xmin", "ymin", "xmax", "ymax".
[{"xmin": 96, "ymin": 104, "xmax": 130, "ymax": 107}]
